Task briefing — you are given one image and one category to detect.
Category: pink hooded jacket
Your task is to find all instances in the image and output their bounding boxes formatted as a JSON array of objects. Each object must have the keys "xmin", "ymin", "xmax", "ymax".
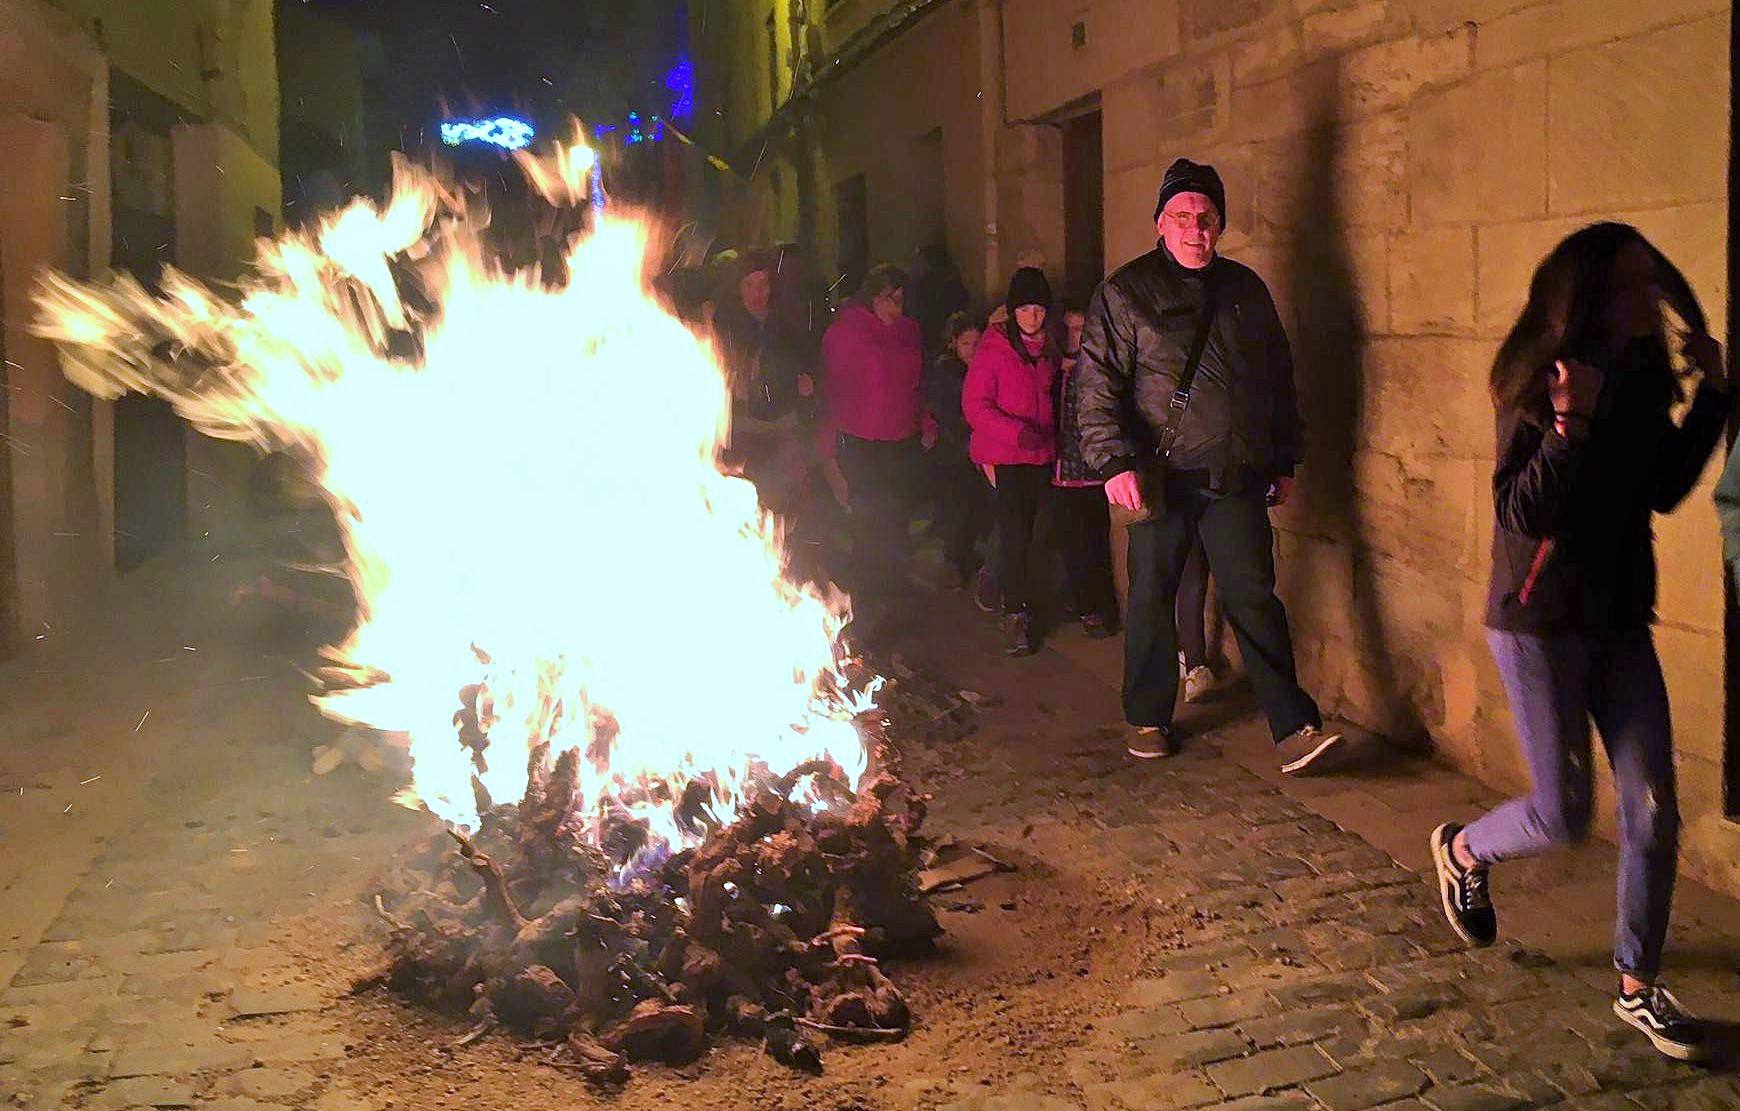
[
  {"xmin": 818, "ymin": 303, "xmax": 935, "ymax": 455},
  {"xmin": 963, "ymin": 324, "xmax": 1058, "ymax": 467}
]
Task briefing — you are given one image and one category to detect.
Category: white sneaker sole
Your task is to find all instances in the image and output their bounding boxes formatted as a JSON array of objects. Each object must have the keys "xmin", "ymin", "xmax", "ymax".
[
  {"xmin": 1613, "ymin": 1000, "xmax": 1708, "ymax": 1061},
  {"xmin": 1430, "ymin": 822, "xmax": 1491, "ymax": 949},
  {"xmin": 1279, "ymin": 731, "xmax": 1343, "ymax": 775},
  {"xmin": 1127, "ymin": 731, "xmax": 1172, "ymax": 759}
]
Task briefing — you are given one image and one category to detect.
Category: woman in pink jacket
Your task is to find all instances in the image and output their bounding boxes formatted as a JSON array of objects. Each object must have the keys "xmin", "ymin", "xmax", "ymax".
[
  {"xmin": 964, "ymin": 267, "xmax": 1059, "ymax": 656},
  {"xmin": 820, "ymin": 264, "xmax": 937, "ymax": 628}
]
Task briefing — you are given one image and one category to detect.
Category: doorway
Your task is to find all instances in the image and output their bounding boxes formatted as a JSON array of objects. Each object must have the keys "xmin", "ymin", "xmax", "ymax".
[
  {"xmin": 1061, "ymin": 109, "xmax": 1104, "ymax": 305},
  {"xmin": 110, "ymin": 74, "xmax": 188, "ymax": 573}
]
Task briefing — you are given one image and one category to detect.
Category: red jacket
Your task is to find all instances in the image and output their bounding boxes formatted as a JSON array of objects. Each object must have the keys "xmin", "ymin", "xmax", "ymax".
[
  {"xmin": 963, "ymin": 325, "xmax": 1058, "ymax": 466},
  {"xmin": 819, "ymin": 304, "xmax": 934, "ymax": 452}
]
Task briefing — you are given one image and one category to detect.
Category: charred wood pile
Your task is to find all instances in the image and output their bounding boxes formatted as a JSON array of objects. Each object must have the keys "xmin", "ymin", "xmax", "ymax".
[{"xmin": 358, "ymin": 708, "xmax": 939, "ymax": 1085}]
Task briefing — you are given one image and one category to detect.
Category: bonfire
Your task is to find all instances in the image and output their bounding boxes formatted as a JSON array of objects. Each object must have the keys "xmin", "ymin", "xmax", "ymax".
[{"xmin": 33, "ymin": 134, "xmax": 938, "ymax": 1081}]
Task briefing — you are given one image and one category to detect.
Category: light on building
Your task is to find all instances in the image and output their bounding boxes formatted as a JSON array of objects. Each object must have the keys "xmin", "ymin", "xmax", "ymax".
[{"xmin": 440, "ymin": 116, "xmax": 537, "ymax": 152}]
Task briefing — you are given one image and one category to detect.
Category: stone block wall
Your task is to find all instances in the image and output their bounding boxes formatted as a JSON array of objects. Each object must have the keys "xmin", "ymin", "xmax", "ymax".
[{"xmin": 1004, "ymin": 0, "xmax": 1738, "ymax": 892}]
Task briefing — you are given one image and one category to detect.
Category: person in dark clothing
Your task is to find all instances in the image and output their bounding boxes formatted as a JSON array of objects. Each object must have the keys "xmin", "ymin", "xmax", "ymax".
[
  {"xmin": 965, "ymin": 268, "xmax": 1060, "ymax": 656},
  {"xmin": 715, "ymin": 251, "xmax": 812, "ymax": 513},
  {"xmin": 1077, "ymin": 158, "xmax": 1341, "ymax": 770},
  {"xmin": 1051, "ymin": 302, "xmax": 1117, "ymax": 637},
  {"xmin": 910, "ymin": 244, "xmax": 971, "ymax": 355},
  {"xmin": 1428, "ymin": 223, "xmax": 1729, "ymax": 1063},
  {"xmin": 925, "ymin": 311, "xmax": 989, "ymax": 586}
]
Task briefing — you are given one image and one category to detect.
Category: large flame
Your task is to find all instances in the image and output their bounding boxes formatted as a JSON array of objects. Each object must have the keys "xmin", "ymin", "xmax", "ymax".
[{"xmin": 34, "ymin": 150, "xmax": 871, "ymax": 849}]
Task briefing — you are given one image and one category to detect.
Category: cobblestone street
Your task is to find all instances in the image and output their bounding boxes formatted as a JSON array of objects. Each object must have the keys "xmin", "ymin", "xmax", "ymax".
[{"xmin": 3, "ymin": 555, "xmax": 1739, "ymax": 1110}]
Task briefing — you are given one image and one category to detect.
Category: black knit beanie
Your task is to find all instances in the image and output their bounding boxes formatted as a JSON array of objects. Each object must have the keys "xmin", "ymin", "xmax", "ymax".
[
  {"xmin": 1006, "ymin": 266, "xmax": 1053, "ymax": 311},
  {"xmin": 1153, "ymin": 158, "xmax": 1227, "ymax": 224}
]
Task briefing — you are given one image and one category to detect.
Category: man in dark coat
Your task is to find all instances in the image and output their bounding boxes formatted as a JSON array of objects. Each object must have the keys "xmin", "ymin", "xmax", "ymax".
[{"xmin": 1076, "ymin": 158, "xmax": 1342, "ymax": 773}]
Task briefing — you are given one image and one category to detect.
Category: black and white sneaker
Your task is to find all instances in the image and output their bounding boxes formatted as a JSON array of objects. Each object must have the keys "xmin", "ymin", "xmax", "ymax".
[
  {"xmin": 1127, "ymin": 725, "xmax": 1175, "ymax": 759},
  {"xmin": 1615, "ymin": 984, "xmax": 1708, "ymax": 1062},
  {"xmin": 1429, "ymin": 822, "xmax": 1497, "ymax": 947}
]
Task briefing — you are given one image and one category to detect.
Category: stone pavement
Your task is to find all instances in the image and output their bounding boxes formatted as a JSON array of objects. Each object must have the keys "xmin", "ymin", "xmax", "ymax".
[{"xmin": 2, "ymin": 556, "xmax": 1739, "ymax": 1109}]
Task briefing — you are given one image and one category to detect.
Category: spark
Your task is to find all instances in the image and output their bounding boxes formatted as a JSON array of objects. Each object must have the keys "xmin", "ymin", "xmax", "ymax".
[
  {"xmin": 134, "ymin": 710, "xmax": 150, "ymax": 732},
  {"xmin": 79, "ymin": 775, "xmax": 101, "ymax": 785},
  {"xmin": 63, "ymin": 804, "xmax": 72, "ymax": 814}
]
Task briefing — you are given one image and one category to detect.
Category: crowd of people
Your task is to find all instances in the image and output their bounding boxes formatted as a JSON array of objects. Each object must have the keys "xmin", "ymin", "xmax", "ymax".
[{"xmin": 667, "ymin": 156, "xmax": 1740, "ymax": 1065}]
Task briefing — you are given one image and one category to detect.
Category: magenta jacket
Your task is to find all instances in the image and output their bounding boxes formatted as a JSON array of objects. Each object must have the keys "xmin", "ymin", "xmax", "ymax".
[
  {"xmin": 963, "ymin": 325, "xmax": 1058, "ymax": 467},
  {"xmin": 818, "ymin": 304, "xmax": 935, "ymax": 454}
]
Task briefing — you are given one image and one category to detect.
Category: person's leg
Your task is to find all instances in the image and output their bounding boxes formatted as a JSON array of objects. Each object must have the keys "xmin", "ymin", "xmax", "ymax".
[
  {"xmin": 1460, "ymin": 630, "xmax": 1597, "ymax": 864},
  {"xmin": 1175, "ymin": 531, "xmax": 1210, "ymax": 668},
  {"xmin": 837, "ymin": 438, "xmax": 901, "ymax": 605},
  {"xmin": 1587, "ymin": 628, "xmax": 1679, "ymax": 984},
  {"xmin": 936, "ymin": 465, "xmax": 975, "ymax": 578},
  {"xmin": 1121, "ymin": 505, "xmax": 1196, "ymax": 727},
  {"xmin": 1077, "ymin": 490, "xmax": 1117, "ymax": 623},
  {"xmin": 1193, "ymin": 489, "xmax": 1320, "ymax": 740},
  {"xmin": 992, "ymin": 465, "xmax": 1047, "ymax": 614}
]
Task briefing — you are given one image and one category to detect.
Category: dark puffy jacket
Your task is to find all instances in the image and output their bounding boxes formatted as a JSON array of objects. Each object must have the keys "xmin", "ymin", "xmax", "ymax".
[
  {"xmin": 1076, "ymin": 245, "xmax": 1302, "ymax": 486},
  {"xmin": 1053, "ymin": 356, "xmax": 1101, "ymax": 486},
  {"xmin": 924, "ymin": 352, "xmax": 973, "ymax": 462},
  {"xmin": 1485, "ymin": 345, "xmax": 1729, "ymax": 633}
]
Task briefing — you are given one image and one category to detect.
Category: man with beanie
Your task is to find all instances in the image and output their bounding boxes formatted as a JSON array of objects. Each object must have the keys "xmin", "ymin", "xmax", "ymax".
[
  {"xmin": 964, "ymin": 267, "xmax": 1060, "ymax": 656},
  {"xmin": 1076, "ymin": 158, "xmax": 1343, "ymax": 773}
]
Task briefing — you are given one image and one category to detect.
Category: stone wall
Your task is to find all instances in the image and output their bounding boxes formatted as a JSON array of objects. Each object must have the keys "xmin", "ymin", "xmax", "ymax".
[
  {"xmin": 694, "ymin": 0, "xmax": 1740, "ymax": 895},
  {"xmin": 1001, "ymin": 0, "xmax": 1738, "ymax": 893},
  {"xmin": 0, "ymin": 0, "xmax": 111, "ymax": 649}
]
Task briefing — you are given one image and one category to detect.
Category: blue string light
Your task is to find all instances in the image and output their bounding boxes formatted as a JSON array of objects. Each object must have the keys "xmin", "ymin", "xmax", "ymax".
[{"xmin": 439, "ymin": 116, "xmax": 536, "ymax": 151}]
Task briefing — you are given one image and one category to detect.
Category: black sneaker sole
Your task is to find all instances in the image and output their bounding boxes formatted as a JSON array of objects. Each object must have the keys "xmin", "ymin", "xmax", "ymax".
[
  {"xmin": 1430, "ymin": 822, "xmax": 1494, "ymax": 948},
  {"xmin": 1613, "ymin": 999, "xmax": 1708, "ymax": 1062}
]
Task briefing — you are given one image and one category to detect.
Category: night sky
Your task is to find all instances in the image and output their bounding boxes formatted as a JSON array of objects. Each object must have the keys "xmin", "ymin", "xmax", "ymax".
[{"xmin": 290, "ymin": 0, "xmax": 689, "ymax": 145}]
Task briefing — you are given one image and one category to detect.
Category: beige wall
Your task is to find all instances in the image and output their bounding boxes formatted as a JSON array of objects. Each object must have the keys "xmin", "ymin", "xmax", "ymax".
[
  {"xmin": 0, "ymin": 0, "xmax": 112, "ymax": 648},
  {"xmin": 1006, "ymin": 0, "xmax": 1738, "ymax": 893},
  {"xmin": 49, "ymin": 0, "xmax": 278, "ymax": 166}
]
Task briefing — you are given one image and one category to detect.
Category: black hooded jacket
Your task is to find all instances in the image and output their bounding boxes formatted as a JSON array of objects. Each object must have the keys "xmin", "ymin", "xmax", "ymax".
[
  {"xmin": 1076, "ymin": 243, "xmax": 1303, "ymax": 487},
  {"xmin": 1485, "ymin": 343, "xmax": 1729, "ymax": 634}
]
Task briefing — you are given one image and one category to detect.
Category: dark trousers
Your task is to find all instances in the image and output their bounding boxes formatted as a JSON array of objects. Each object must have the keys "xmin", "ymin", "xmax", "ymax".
[
  {"xmin": 836, "ymin": 435, "xmax": 921, "ymax": 604},
  {"xmin": 1053, "ymin": 485, "xmax": 1116, "ymax": 619},
  {"xmin": 1124, "ymin": 480, "xmax": 1319, "ymax": 739},
  {"xmin": 934, "ymin": 461, "xmax": 991, "ymax": 577},
  {"xmin": 1464, "ymin": 627, "xmax": 1678, "ymax": 976},
  {"xmin": 990, "ymin": 464, "xmax": 1051, "ymax": 614},
  {"xmin": 1177, "ymin": 533, "xmax": 1211, "ymax": 667}
]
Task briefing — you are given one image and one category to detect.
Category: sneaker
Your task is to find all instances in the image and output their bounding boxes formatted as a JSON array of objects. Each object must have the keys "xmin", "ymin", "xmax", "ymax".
[
  {"xmin": 1127, "ymin": 724, "xmax": 1175, "ymax": 759},
  {"xmin": 973, "ymin": 568, "xmax": 999, "ymax": 613},
  {"xmin": 1276, "ymin": 724, "xmax": 1344, "ymax": 775},
  {"xmin": 1614, "ymin": 984, "xmax": 1707, "ymax": 1062},
  {"xmin": 1002, "ymin": 610, "xmax": 1036, "ymax": 657},
  {"xmin": 1182, "ymin": 664, "xmax": 1215, "ymax": 703},
  {"xmin": 1429, "ymin": 822, "xmax": 1497, "ymax": 947},
  {"xmin": 1081, "ymin": 612, "xmax": 1115, "ymax": 639}
]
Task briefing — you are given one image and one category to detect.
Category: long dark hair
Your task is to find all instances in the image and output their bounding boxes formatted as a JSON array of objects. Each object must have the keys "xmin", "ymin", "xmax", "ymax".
[{"xmin": 1490, "ymin": 222, "xmax": 1704, "ymax": 422}]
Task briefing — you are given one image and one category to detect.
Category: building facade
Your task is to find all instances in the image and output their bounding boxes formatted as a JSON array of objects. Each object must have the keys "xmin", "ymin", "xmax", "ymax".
[
  {"xmin": 694, "ymin": 0, "xmax": 1740, "ymax": 895},
  {"xmin": 0, "ymin": 0, "xmax": 281, "ymax": 648}
]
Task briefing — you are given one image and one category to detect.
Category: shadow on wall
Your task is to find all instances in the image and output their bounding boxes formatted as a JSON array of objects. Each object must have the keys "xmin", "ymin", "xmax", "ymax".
[{"xmin": 1280, "ymin": 60, "xmax": 1429, "ymax": 749}]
